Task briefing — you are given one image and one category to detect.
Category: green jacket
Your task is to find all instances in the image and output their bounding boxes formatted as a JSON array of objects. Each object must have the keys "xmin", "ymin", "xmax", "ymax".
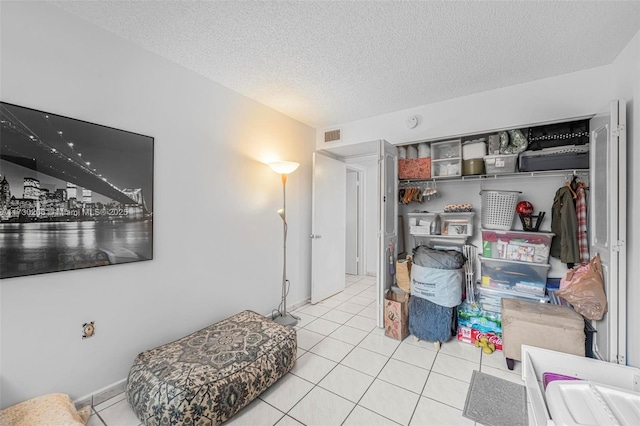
[{"xmin": 550, "ymin": 186, "xmax": 579, "ymax": 263}]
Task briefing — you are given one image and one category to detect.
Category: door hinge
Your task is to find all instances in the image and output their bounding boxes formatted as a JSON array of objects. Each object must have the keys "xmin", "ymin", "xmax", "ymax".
[
  {"xmin": 616, "ymin": 354, "xmax": 626, "ymax": 365},
  {"xmin": 612, "ymin": 124, "xmax": 626, "ymax": 138},
  {"xmin": 612, "ymin": 240, "xmax": 625, "ymax": 252}
]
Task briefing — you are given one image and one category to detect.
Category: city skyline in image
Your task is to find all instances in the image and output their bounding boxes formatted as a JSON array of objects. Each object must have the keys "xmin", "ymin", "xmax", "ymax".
[{"xmin": 0, "ymin": 102, "xmax": 153, "ymax": 210}]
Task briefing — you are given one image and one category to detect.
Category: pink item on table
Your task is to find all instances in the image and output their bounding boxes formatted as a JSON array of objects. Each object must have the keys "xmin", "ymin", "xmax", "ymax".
[{"xmin": 542, "ymin": 372, "xmax": 581, "ymax": 390}]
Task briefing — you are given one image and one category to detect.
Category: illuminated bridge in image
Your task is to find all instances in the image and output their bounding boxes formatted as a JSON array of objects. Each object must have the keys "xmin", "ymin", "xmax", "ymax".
[{"xmin": 0, "ymin": 104, "xmax": 149, "ymax": 212}]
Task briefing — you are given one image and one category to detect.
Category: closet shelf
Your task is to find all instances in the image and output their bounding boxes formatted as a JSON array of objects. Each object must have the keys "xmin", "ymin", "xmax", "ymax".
[{"xmin": 399, "ymin": 169, "xmax": 588, "ymax": 184}]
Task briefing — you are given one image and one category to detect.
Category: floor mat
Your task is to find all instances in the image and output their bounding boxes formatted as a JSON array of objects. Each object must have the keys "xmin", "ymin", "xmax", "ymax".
[{"xmin": 463, "ymin": 370, "xmax": 528, "ymax": 426}]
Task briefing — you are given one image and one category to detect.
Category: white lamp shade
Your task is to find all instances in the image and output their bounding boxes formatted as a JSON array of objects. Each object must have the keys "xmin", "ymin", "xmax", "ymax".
[{"xmin": 268, "ymin": 161, "xmax": 300, "ymax": 175}]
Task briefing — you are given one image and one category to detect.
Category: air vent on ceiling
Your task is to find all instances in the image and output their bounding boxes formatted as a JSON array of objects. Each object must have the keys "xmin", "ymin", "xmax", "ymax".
[{"xmin": 324, "ymin": 128, "xmax": 341, "ymax": 143}]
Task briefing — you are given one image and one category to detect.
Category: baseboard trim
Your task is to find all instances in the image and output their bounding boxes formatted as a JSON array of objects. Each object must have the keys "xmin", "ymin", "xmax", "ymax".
[
  {"xmin": 288, "ymin": 298, "xmax": 310, "ymax": 311},
  {"xmin": 262, "ymin": 298, "xmax": 309, "ymax": 319},
  {"xmin": 73, "ymin": 378, "xmax": 126, "ymax": 410}
]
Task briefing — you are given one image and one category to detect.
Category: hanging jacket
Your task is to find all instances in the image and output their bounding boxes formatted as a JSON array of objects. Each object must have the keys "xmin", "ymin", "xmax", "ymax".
[{"xmin": 550, "ymin": 186, "xmax": 580, "ymax": 264}]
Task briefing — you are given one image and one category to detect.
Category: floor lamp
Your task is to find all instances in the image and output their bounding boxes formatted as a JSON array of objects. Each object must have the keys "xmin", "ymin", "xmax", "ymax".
[{"xmin": 268, "ymin": 161, "xmax": 300, "ymax": 327}]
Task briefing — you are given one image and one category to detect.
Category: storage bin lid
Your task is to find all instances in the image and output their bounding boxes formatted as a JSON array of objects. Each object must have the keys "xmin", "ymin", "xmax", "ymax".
[
  {"xmin": 476, "ymin": 285, "xmax": 549, "ymax": 302},
  {"xmin": 481, "ymin": 229, "xmax": 554, "ymax": 238},
  {"xmin": 483, "ymin": 153, "xmax": 519, "ymax": 159},
  {"xmin": 545, "ymin": 380, "xmax": 640, "ymax": 426},
  {"xmin": 407, "ymin": 212, "xmax": 438, "ymax": 217},
  {"xmin": 479, "ymin": 256, "xmax": 551, "ymax": 269}
]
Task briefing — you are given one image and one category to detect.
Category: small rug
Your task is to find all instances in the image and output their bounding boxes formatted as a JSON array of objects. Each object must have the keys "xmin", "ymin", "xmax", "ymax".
[{"xmin": 463, "ymin": 370, "xmax": 528, "ymax": 426}]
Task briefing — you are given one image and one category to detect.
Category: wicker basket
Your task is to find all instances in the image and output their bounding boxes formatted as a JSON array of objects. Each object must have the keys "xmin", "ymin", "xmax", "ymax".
[{"xmin": 480, "ymin": 190, "xmax": 520, "ymax": 230}]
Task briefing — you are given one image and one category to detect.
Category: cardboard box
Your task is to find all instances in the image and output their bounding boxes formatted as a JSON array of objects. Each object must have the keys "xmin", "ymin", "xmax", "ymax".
[
  {"xmin": 384, "ymin": 289, "xmax": 409, "ymax": 340},
  {"xmin": 457, "ymin": 326, "xmax": 503, "ymax": 351}
]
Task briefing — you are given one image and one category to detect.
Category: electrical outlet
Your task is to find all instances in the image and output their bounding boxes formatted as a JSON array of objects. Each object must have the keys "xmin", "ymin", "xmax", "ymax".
[{"xmin": 82, "ymin": 321, "xmax": 95, "ymax": 339}]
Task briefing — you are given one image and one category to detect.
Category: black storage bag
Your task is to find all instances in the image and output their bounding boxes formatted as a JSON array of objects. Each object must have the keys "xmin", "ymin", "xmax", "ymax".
[{"xmin": 526, "ymin": 119, "xmax": 589, "ymax": 151}]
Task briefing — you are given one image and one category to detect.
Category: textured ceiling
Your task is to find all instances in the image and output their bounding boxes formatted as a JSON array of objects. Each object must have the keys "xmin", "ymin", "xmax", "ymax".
[{"xmin": 52, "ymin": 1, "xmax": 640, "ymax": 129}]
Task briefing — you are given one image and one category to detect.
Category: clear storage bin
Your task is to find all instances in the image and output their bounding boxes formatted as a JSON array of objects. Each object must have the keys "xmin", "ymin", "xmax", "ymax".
[
  {"xmin": 481, "ymin": 229, "xmax": 554, "ymax": 264},
  {"xmin": 479, "ymin": 256, "xmax": 550, "ymax": 297},
  {"xmin": 476, "ymin": 284, "xmax": 549, "ymax": 313},
  {"xmin": 484, "ymin": 154, "xmax": 518, "ymax": 174}
]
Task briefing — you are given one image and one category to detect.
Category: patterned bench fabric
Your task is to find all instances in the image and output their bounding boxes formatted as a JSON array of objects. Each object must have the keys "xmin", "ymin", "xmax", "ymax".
[{"xmin": 126, "ymin": 310, "xmax": 297, "ymax": 425}]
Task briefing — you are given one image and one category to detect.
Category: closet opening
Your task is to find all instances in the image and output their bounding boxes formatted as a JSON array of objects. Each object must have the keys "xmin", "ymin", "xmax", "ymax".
[{"xmin": 345, "ymin": 166, "xmax": 364, "ymax": 276}]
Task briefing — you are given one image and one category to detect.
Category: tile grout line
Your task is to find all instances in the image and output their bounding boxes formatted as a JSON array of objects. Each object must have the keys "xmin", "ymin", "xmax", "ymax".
[{"xmin": 287, "ymin": 280, "xmax": 379, "ymax": 425}]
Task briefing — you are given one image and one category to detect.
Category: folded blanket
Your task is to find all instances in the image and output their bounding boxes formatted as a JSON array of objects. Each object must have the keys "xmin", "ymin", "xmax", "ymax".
[
  {"xmin": 408, "ymin": 296, "xmax": 456, "ymax": 342},
  {"xmin": 0, "ymin": 393, "xmax": 90, "ymax": 426}
]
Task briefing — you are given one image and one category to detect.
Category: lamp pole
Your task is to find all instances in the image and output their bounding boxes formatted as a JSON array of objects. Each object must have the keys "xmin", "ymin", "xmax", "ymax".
[
  {"xmin": 281, "ymin": 173, "xmax": 288, "ymax": 319},
  {"xmin": 268, "ymin": 161, "xmax": 300, "ymax": 327}
]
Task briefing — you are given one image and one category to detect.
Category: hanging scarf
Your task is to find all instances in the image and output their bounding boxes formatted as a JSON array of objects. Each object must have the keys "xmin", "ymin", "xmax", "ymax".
[{"xmin": 576, "ymin": 186, "xmax": 589, "ymax": 265}]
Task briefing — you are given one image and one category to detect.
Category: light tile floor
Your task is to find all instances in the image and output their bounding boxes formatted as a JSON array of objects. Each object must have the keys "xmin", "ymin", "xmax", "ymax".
[{"xmin": 87, "ymin": 275, "xmax": 529, "ymax": 426}]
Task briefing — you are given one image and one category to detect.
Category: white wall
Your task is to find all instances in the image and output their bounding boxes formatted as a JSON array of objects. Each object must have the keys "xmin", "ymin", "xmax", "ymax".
[
  {"xmin": 0, "ymin": 2, "xmax": 315, "ymax": 408},
  {"xmin": 318, "ymin": 65, "xmax": 613, "ymax": 148},
  {"xmin": 612, "ymin": 29, "xmax": 640, "ymax": 368}
]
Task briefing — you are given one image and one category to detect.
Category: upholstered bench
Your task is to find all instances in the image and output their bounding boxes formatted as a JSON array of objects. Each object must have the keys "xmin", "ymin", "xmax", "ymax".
[
  {"xmin": 126, "ymin": 310, "xmax": 296, "ymax": 425},
  {"xmin": 502, "ymin": 298, "xmax": 585, "ymax": 370}
]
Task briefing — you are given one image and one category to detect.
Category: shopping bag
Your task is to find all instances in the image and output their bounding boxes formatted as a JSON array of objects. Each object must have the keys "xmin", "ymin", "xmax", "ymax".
[
  {"xmin": 555, "ymin": 254, "xmax": 607, "ymax": 320},
  {"xmin": 396, "ymin": 255, "xmax": 412, "ymax": 293},
  {"xmin": 559, "ymin": 263, "xmax": 590, "ymax": 290},
  {"xmin": 384, "ymin": 289, "xmax": 409, "ymax": 340}
]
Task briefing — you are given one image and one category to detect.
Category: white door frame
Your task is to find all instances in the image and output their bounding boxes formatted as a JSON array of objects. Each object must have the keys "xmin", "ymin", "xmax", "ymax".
[
  {"xmin": 377, "ymin": 140, "xmax": 399, "ymax": 328},
  {"xmin": 345, "ymin": 163, "xmax": 366, "ymax": 276}
]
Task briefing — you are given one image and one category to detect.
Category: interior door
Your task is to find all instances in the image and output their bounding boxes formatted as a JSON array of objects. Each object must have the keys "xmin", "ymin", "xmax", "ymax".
[
  {"xmin": 311, "ymin": 152, "xmax": 346, "ymax": 304},
  {"xmin": 377, "ymin": 140, "xmax": 398, "ymax": 327},
  {"xmin": 589, "ymin": 100, "xmax": 627, "ymax": 364}
]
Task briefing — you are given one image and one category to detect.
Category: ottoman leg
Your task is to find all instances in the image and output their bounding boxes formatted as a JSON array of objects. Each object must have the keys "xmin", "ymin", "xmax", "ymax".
[{"xmin": 506, "ymin": 358, "xmax": 515, "ymax": 371}]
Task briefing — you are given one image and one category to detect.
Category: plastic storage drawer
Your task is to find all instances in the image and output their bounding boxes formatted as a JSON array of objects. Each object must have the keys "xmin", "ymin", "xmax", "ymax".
[
  {"xmin": 431, "ymin": 139, "xmax": 462, "ymax": 178},
  {"xmin": 479, "ymin": 256, "xmax": 550, "ymax": 296},
  {"xmin": 481, "ymin": 229, "xmax": 554, "ymax": 264},
  {"xmin": 519, "ymin": 145, "xmax": 589, "ymax": 172}
]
